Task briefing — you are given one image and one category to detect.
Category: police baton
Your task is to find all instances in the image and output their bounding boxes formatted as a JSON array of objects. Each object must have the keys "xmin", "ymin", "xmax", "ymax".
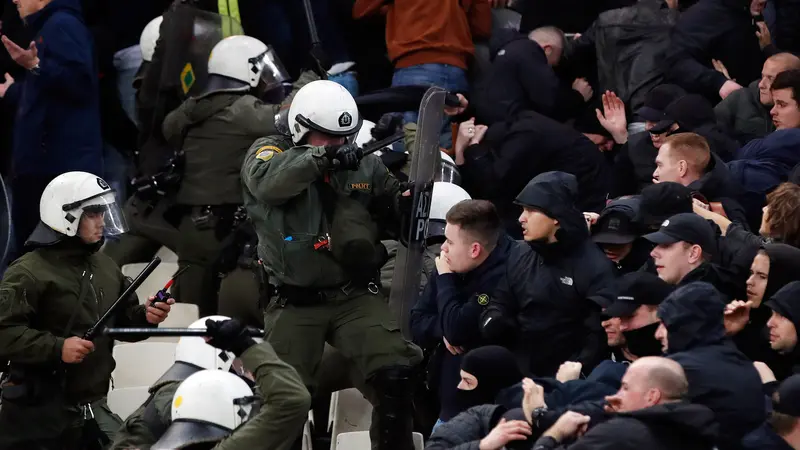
[
  {"xmin": 83, "ymin": 257, "xmax": 162, "ymax": 341},
  {"xmin": 102, "ymin": 327, "xmax": 264, "ymax": 339}
]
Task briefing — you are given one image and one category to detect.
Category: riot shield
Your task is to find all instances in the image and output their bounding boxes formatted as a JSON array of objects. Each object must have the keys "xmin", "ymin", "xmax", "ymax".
[
  {"xmin": 159, "ymin": 6, "xmax": 244, "ymax": 98},
  {"xmin": 0, "ymin": 173, "xmax": 10, "ymax": 266},
  {"xmin": 389, "ymin": 87, "xmax": 446, "ymax": 338}
]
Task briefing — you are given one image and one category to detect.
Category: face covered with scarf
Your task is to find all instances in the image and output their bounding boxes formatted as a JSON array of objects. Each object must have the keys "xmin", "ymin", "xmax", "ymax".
[{"xmin": 455, "ymin": 346, "xmax": 523, "ymax": 414}]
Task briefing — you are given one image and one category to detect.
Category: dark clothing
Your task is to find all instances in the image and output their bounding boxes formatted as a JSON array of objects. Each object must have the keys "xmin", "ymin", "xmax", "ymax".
[
  {"xmin": 425, "ymin": 404, "xmax": 505, "ymax": 450},
  {"xmin": 664, "ymin": 0, "xmax": 764, "ymax": 100},
  {"xmin": 742, "ymin": 423, "xmax": 795, "ymax": 450},
  {"xmin": 409, "ymin": 235, "xmax": 528, "ymax": 420},
  {"xmin": 728, "ymin": 129, "xmax": 800, "ymax": 231},
  {"xmin": 108, "ymin": 1, "xmax": 170, "ymax": 51},
  {"xmin": 459, "ymin": 111, "xmax": 611, "ymax": 237},
  {"xmin": 569, "ymin": 0, "xmax": 678, "ymax": 113},
  {"xmin": 532, "ymin": 402, "xmax": 719, "ymax": 450},
  {"xmin": 659, "ymin": 282, "xmax": 767, "ymax": 449},
  {"xmin": 472, "ymin": 29, "xmax": 584, "ymax": 125},
  {"xmin": 687, "ymin": 153, "xmax": 749, "ymax": 230},
  {"xmin": 481, "ymin": 172, "xmax": 616, "ymax": 377},
  {"xmin": 714, "ymin": 79, "xmax": 775, "ymax": 145},
  {"xmin": 10, "ymin": 174, "xmax": 57, "ymax": 258},
  {"xmin": 611, "ymin": 132, "xmax": 658, "ymax": 197},
  {"xmin": 693, "ymin": 124, "xmax": 740, "ymax": 163},
  {"xmin": 519, "ymin": 0, "xmax": 636, "ymax": 33},
  {"xmin": 3, "ymin": 0, "xmax": 102, "ymax": 177}
]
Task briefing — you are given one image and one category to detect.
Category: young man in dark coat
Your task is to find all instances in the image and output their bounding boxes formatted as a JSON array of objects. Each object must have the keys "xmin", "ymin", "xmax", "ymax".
[
  {"xmin": 0, "ymin": 0, "xmax": 102, "ymax": 260},
  {"xmin": 656, "ymin": 282, "xmax": 767, "ymax": 450},
  {"xmin": 480, "ymin": 171, "xmax": 616, "ymax": 377}
]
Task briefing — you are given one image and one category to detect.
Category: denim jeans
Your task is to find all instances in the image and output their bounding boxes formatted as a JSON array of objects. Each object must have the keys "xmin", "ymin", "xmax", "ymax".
[
  {"xmin": 113, "ymin": 45, "xmax": 143, "ymax": 128},
  {"xmin": 391, "ymin": 64, "xmax": 469, "ymax": 150},
  {"xmin": 328, "ymin": 71, "xmax": 359, "ymax": 97}
]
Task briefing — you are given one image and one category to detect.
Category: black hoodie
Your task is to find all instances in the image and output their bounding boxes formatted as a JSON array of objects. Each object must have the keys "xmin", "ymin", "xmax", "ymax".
[
  {"xmin": 687, "ymin": 152, "xmax": 750, "ymax": 230},
  {"xmin": 533, "ymin": 402, "xmax": 719, "ymax": 450},
  {"xmin": 659, "ymin": 282, "xmax": 767, "ymax": 449},
  {"xmin": 734, "ymin": 244, "xmax": 800, "ymax": 380},
  {"xmin": 481, "ymin": 172, "xmax": 616, "ymax": 376},
  {"xmin": 764, "ymin": 281, "xmax": 800, "ymax": 382}
]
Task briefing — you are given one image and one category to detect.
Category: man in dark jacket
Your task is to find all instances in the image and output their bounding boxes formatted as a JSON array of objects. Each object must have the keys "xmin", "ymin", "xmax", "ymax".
[
  {"xmin": 456, "ymin": 111, "xmax": 611, "ymax": 238},
  {"xmin": 480, "ymin": 171, "xmax": 616, "ymax": 377},
  {"xmin": 715, "ymin": 52, "xmax": 800, "ymax": 144},
  {"xmin": 0, "ymin": 0, "xmax": 102, "ymax": 260},
  {"xmin": 591, "ymin": 198, "xmax": 653, "ymax": 276},
  {"xmin": 409, "ymin": 200, "xmax": 531, "ymax": 423},
  {"xmin": 532, "ymin": 356, "xmax": 719, "ymax": 450},
  {"xmin": 742, "ymin": 374, "xmax": 800, "ymax": 450},
  {"xmin": 664, "ymin": 0, "xmax": 764, "ymax": 101},
  {"xmin": 472, "ymin": 27, "xmax": 588, "ymax": 126},
  {"xmin": 652, "ymin": 131, "xmax": 748, "ymax": 227},
  {"xmin": 764, "ymin": 281, "xmax": 800, "ymax": 378},
  {"xmin": 655, "ymin": 282, "xmax": 767, "ymax": 449}
]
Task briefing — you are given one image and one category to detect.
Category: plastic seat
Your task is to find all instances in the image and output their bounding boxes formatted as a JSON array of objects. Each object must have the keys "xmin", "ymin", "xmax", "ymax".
[
  {"xmin": 328, "ymin": 388, "xmax": 373, "ymax": 450},
  {"xmin": 121, "ymin": 261, "xmax": 179, "ymax": 303},
  {"xmin": 111, "ymin": 341, "xmax": 176, "ymax": 389},
  {"xmin": 155, "ymin": 246, "xmax": 178, "ymax": 263},
  {"xmin": 107, "ymin": 386, "xmax": 150, "ymax": 420},
  {"xmin": 159, "ymin": 303, "xmax": 199, "ymax": 328},
  {"xmin": 335, "ymin": 431, "xmax": 423, "ymax": 450}
]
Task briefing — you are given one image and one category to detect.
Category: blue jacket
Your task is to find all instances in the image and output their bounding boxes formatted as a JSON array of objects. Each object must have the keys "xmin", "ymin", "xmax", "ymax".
[
  {"xmin": 409, "ymin": 233, "xmax": 526, "ymax": 420},
  {"xmin": 4, "ymin": 0, "xmax": 102, "ymax": 176}
]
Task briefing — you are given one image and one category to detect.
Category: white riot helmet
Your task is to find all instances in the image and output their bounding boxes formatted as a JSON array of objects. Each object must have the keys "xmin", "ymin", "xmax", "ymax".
[
  {"xmin": 174, "ymin": 316, "xmax": 236, "ymax": 372},
  {"xmin": 140, "ymin": 16, "xmax": 163, "ymax": 62},
  {"xmin": 33, "ymin": 172, "xmax": 127, "ymax": 244},
  {"xmin": 427, "ymin": 182, "xmax": 471, "ymax": 241},
  {"xmin": 288, "ymin": 80, "xmax": 362, "ymax": 144},
  {"xmin": 152, "ymin": 371, "xmax": 257, "ymax": 449},
  {"xmin": 437, "ymin": 152, "xmax": 462, "ymax": 185},
  {"xmin": 208, "ymin": 35, "xmax": 290, "ymax": 91}
]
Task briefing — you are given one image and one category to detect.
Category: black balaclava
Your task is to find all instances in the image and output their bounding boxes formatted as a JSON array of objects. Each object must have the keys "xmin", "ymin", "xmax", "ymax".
[
  {"xmin": 623, "ymin": 322, "xmax": 663, "ymax": 357},
  {"xmin": 455, "ymin": 346, "xmax": 523, "ymax": 413}
]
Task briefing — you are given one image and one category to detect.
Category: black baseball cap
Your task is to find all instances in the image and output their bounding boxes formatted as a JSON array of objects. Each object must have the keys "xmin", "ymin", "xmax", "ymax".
[
  {"xmin": 592, "ymin": 212, "xmax": 639, "ymax": 245},
  {"xmin": 637, "ymin": 84, "xmax": 686, "ymax": 122},
  {"xmin": 605, "ymin": 272, "xmax": 676, "ymax": 317},
  {"xmin": 643, "ymin": 213, "xmax": 717, "ymax": 255},
  {"xmin": 639, "ymin": 183, "xmax": 694, "ymax": 228},
  {"xmin": 774, "ymin": 374, "xmax": 800, "ymax": 417},
  {"xmin": 649, "ymin": 94, "xmax": 715, "ymax": 134}
]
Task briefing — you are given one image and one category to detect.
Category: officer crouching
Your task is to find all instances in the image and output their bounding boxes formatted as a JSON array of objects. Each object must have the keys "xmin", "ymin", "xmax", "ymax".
[{"xmin": 0, "ymin": 172, "xmax": 173, "ymax": 450}]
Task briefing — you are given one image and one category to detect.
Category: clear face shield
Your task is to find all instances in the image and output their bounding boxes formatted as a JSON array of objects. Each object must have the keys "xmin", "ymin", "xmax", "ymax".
[
  {"xmin": 250, "ymin": 47, "xmax": 292, "ymax": 103},
  {"xmin": 77, "ymin": 191, "xmax": 129, "ymax": 240}
]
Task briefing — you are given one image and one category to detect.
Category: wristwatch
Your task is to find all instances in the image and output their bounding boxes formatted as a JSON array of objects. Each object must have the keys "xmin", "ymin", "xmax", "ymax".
[
  {"xmin": 29, "ymin": 62, "xmax": 40, "ymax": 75},
  {"xmin": 532, "ymin": 406, "xmax": 549, "ymax": 427}
]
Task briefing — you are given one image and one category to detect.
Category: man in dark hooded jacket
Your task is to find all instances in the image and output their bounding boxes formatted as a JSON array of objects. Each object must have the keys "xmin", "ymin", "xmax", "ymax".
[
  {"xmin": 764, "ymin": 281, "xmax": 800, "ymax": 380},
  {"xmin": 480, "ymin": 172, "xmax": 616, "ymax": 377},
  {"xmin": 656, "ymin": 282, "xmax": 767, "ymax": 449},
  {"xmin": 664, "ymin": 0, "xmax": 764, "ymax": 101},
  {"xmin": 456, "ymin": 111, "xmax": 611, "ymax": 238},
  {"xmin": 591, "ymin": 197, "xmax": 653, "ymax": 276}
]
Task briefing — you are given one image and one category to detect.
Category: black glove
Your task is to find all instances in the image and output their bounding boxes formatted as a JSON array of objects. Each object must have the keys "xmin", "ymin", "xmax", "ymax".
[
  {"xmin": 205, "ymin": 319, "xmax": 256, "ymax": 357},
  {"xmin": 398, "ymin": 182, "xmax": 414, "ymax": 216},
  {"xmin": 325, "ymin": 144, "xmax": 363, "ymax": 171},
  {"xmin": 372, "ymin": 114, "xmax": 404, "ymax": 141}
]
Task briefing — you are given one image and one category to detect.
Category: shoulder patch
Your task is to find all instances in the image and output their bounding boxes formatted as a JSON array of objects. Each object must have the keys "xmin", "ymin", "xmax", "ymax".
[
  {"xmin": 477, "ymin": 294, "xmax": 489, "ymax": 306},
  {"xmin": 255, "ymin": 145, "xmax": 283, "ymax": 162}
]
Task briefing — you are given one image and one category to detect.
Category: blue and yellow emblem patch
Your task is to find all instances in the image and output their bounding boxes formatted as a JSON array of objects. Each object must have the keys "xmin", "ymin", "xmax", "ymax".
[{"xmin": 256, "ymin": 145, "xmax": 283, "ymax": 162}]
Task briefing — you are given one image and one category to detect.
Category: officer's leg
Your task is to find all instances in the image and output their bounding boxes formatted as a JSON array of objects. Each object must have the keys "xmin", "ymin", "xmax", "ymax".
[
  {"xmin": 330, "ymin": 291, "xmax": 423, "ymax": 450},
  {"xmin": 90, "ymin": 398, "xmax": 123, "ymax": 443},
  {"xmin": 263, "ymin": 300, "xmax": 329, "ymax": 393},
  {"xmin": 173, "ymin": 210, "xmax": 225, "ymax": 317},
  {"xmin": 218, "ymin": 267, "xmax": 263, "ymax": 328}
]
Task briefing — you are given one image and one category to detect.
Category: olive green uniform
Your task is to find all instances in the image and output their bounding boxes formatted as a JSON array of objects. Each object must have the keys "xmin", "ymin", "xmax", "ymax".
[
  {"xmin": 110, "ymin": 379, "xmax": 179, "ymax": 450},
  {"xmin": 102, "ymin": 195, "xmax": 181, "ymax": 267},
  {"xmin": 0, "ymin": 241, "xmax": 154, "ymax": 449},
  {"xmin": 163, "ymin": 72, "xmax": 317, "ymax": 317}
]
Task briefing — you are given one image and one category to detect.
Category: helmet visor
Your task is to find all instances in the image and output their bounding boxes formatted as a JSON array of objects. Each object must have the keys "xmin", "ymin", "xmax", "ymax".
[
  {"xmin": 80, "ymin": 191, "xmax": 129, "ymax": 239},
  {"xmin": 250, "ymin": 47, "xmax": 291, "ymax": 94}
]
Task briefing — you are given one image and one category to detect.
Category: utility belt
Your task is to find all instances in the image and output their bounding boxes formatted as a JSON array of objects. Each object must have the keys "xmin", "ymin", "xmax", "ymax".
[
  {"xmin": 189, "ymin": 204, "xmax": 247, "ymax": 240},
  {"xmin": 276, "ymin": 280, "xmax": 380, "ymax": 307}
]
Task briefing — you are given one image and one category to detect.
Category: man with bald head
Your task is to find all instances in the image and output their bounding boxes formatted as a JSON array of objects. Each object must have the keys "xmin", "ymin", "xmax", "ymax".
[
  {"xmin": 716, "ymin": 52, "xmax": 800, "ymax": 144},
  {"xmin": 532, "ymin": 357, "xmax": 719, "ymax": 450}
]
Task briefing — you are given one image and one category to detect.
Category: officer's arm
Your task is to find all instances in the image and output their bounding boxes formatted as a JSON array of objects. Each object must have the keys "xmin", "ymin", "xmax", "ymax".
[
  {"xmin": 115, "ymin": 275, "xmax": 156, "ymax": 342},
  {"xmin": 110, "ymin": 383, "xmax": 175, "ymax": 450},
  {"xmin": 0, "ymin": 265, "xmax": 63, "ymax": 364},
  {"xmin": 161, "ymin": 102, "xmax": 191, "ymax": 150},
  {"xmin": 213, "ymin": 342, "xmax": 311, "ymax": 450},
  {"xmin": 241, "ymin": 139, "xmax": 329, "ymax": 206}
]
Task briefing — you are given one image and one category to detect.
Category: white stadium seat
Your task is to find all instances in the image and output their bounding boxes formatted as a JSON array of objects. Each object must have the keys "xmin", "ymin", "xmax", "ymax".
[
  {"xmin": 159, "ymin": 303, "xmax": 199, "ymax": 328},
  {"xmin": 111, "ymin": 341, "xmax": 176, "ymax": 389},
  {"xmin": 155, "ymin": 246, "xmax": 178, "ymax": 263},
  {"xmin": 107, "ymin": 386, "xmax": 150, "ymax": 421},
  {"xmin": 328, "ymin": 388, "xmax": 372, "ymax": 450},
  {"xmin": 335, "ymin": 431, "xmax": 423, "ymax": 450}
]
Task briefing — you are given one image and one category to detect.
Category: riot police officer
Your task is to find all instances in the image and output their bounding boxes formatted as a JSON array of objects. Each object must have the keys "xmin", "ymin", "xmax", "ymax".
[
  {"xmin": 241, "ymin": 80, "xmax": 423, "ymax": 450},
  {"xmin": 0, "ymin": 172, "xmax": 173, "ymax": 449},
  {"xmin": 163, "ymin": 35, "xmax": 301, "ymax": 317}
]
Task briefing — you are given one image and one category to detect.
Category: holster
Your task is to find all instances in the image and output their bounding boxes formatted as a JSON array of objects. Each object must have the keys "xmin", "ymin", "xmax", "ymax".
[{"xmin": 1, "ymin": 365, "xmax": 64, "ymax": 407}]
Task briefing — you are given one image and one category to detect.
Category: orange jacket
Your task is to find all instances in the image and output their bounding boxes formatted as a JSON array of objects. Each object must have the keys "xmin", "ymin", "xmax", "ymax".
[{"xmin": 353, "ymin": 0, "xmax": 492, "ymax": 70}]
